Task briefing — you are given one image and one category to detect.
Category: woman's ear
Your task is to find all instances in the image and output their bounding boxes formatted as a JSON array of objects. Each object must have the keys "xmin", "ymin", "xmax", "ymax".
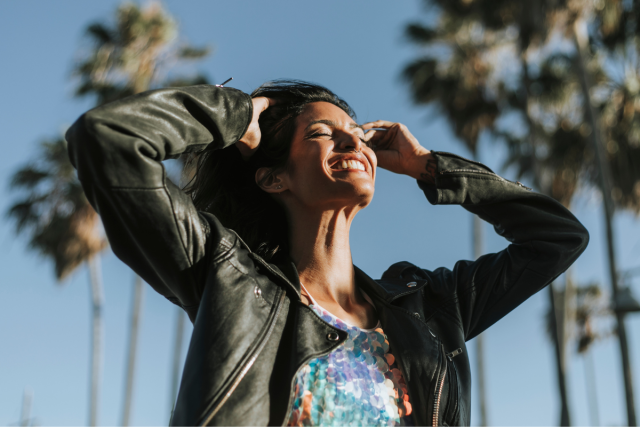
[{"xmin": 256, "ymin": 167, "xmax": 287, "ymax": 193}]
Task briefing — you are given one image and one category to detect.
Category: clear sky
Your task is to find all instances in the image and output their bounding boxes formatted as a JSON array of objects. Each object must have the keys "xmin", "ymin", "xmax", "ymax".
[{"xmin": 1, "ymin": 1, "xmax": 639, "ymax": 426}]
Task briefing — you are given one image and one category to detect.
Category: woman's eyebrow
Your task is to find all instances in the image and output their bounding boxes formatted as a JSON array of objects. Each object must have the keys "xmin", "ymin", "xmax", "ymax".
[
  {"xmin": 304, "ymin": 120, "xmax": 364, "ymax": 131},
  {"xmin": 305, "ymin": 119, "xmax": 336, "ymax": 131}
]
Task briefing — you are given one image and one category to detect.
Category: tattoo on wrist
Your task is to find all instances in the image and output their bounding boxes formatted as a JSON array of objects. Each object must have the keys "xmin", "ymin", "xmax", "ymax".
[{"xmin": 419, "ymin": 159, "xmax": 437, "ymax": 185}]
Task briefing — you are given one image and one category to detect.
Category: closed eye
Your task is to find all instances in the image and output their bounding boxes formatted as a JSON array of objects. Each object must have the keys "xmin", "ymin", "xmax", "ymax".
[
  {"xmin": 306, "ymin": 132, "xmax": 331, "ymax": 139},
  {"xmin": 307, "ymin": 132, "xmax": 370, "ymax": 147}
]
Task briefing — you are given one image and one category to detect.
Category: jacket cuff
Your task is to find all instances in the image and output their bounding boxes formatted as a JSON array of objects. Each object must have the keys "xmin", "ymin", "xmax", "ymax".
[
  {"xmin": 228, "ymin": 88, "xmax": 253, "ymax": 148},
  {"xmin": 212, "ymin": 87, "xmax": 253, "ymax": 149},
  {"xmin": 417, "ymin": 151, "xmax": 530, "ymax": 205}
]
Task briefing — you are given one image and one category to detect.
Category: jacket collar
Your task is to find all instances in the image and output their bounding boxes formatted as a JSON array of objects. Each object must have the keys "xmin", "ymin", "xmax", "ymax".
[
  {"xmin": 354, "ymin": 265, "xmax": 428, "ymax": 303},
  {"xmin": 274, "ymin": 258, "xmax": 302, "ymax": 297},
  {"xmin": 268, "ymin": 256, "xmax": 427, "ymax": 303}
]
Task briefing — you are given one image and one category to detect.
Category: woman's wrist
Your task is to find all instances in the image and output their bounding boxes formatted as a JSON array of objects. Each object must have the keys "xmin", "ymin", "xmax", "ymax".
[{"xmin": 407, "ymin": 148, "xmax": 437, "ymax": 184}]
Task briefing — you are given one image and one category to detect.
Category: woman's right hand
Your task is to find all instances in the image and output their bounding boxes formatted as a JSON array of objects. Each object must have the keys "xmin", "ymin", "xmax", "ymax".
[{"xmin": 236, "ymin": 97, "xmax": 274, "ymax": 160}]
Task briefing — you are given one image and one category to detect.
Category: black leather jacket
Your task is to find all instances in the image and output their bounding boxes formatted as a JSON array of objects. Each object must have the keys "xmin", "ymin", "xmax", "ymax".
[{"xmin": 66, "ymin": 85, "xmax": 589, "ymax": 426}]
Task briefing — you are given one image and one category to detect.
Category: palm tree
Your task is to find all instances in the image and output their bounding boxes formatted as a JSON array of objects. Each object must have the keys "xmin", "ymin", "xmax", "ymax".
[
  {"xmin": 403, "ymin": 4, "xmax": 580, "ymax": 425},
  {"xmin": 403, "ymin": 15, "xmax": 506, "ymax": 425},
  {"xmin": 70, "ymin": 2, "xmax": 211, "ymax": 425},
  {"xmin": 8, "ymin": 2, "xmax": 212, "ymax": 425},
  {"xmin": 405, "ymin": 2, "xmax": 640, "ymax": 424},
  {"xmin": 513, "ymin": 4, "xmax": 640, "ymax": 423},
  {"xmin": 7, "ymin": 137, "xmax": 108, "ymax": 426}
]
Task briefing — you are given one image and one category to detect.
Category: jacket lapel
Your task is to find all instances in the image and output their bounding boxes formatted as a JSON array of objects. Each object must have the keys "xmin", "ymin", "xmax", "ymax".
[{"xmin": 354, "ymin": 265, "xmax": 428, "ymax": 303}]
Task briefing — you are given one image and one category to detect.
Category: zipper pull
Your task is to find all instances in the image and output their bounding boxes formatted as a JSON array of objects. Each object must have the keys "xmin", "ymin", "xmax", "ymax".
[{"xmin": 446, "ymin": 348, "xmax": 463, "ymax": 361}]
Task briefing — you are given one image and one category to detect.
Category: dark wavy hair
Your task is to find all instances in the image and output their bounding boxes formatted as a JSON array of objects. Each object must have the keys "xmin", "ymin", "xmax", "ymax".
[{"xmin": 184, "ymin": 80, "xmax": 356, "ymax": 261}]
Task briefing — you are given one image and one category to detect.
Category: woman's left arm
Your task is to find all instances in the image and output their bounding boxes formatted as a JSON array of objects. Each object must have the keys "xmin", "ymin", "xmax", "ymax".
[{"xmin": 364, "ymin": 121, "xmax": 590, "ymax": 340}]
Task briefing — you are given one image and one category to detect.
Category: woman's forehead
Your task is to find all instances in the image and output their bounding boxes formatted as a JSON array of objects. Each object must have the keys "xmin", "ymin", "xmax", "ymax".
[{"xmin": 297, "ymin": 102, "xmax": 359, "ymax": 130}]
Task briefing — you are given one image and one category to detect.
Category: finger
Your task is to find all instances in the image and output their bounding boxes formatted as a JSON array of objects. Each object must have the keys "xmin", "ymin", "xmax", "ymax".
[
  {"xmin": 366, "ymin": 130, "xmax": 386, "ymax": 144},
  {"xmin": 252, "ymin": 97, "xmax": 271, "ymax": 113},
  {"xmin": 367, "ymin": 130, "xmax": 395, "ymax": 151},
  {"xmin": 364, "ymin": 129, "xmax": 378, "ymax": 142},
  {"xmin": 362, "ymin": 120, "xmax": 397, "ymax": 130}
]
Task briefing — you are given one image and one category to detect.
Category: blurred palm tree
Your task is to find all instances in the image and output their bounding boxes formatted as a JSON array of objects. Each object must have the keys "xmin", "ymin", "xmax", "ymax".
[
  {"xmin": 404, "ymin": 1, "xmax": 640, "ymax": 424},
  {"xmin": 74, "ymin": 2, "xmax": 210, "ymax": 107},
  {"xmin": 73, "ymin": 3, "xmax": 211, "ymax": 425},
  {"xmin": 515, "ymin": 3, "xmax": 640, "ymax": 423},
  {"xmin": 403, "ymin": 13, "xmax": 504, "ymax": 425},
  {"xmin": 8, "ymin": 2, "xmax": 211, "ymax": 425},
  {"xmin": 7, "ymin": 137, "xmax": 108, "ymax": 426}
]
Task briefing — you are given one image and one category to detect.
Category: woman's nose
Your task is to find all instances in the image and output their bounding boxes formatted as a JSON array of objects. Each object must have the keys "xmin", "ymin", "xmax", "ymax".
[{"xmin": 338, "ymin": 132, "xmax": 364, "ymax": 152}]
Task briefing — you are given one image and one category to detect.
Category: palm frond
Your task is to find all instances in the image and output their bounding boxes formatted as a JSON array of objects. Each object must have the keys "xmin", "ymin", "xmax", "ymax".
[
  {"xmin": 405, "ymin": 23, "xmax": 439, "ymax": 45},
  {"xmin": 177, "ymin": 46, "xmax": 211, "ymax": 59},
  {"xmin": 86, "ymin": 23, "xmax": 115, "ymax": 45}
]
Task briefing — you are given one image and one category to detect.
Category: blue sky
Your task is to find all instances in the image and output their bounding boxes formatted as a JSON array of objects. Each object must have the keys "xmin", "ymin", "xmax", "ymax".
[{"xmin": 1, "ymin": 1, "xmax": 639, "ymax": 425}]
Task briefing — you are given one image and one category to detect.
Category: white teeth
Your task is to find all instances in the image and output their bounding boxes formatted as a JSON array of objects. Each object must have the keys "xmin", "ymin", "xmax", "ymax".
[{"xmin": 335, "ymin": 159, "xmax": 366, "ymax": 170}]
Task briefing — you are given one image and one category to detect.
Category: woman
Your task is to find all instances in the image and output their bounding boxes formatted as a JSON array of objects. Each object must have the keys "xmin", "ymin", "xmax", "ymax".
[{"xmin": 66, "ymin": 80, "xmax": 588, "ymax": 426}]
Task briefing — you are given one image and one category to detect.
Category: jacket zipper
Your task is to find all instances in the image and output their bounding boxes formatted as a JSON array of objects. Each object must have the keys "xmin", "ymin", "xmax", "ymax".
[
  {"xmin": 199, "ymin": 289, "xmax": 287, "ymax": 426},
  {"xmin": 440, "ymin": 169, "xmax": 532, "ymax": 190},
  {"xmin": 433, "ymin": 347, "xmax": 463, "ymax": 427}
]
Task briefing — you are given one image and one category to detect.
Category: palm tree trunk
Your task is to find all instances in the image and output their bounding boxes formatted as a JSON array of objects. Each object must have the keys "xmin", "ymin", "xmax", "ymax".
[
  {"xmin": 572, "ymin": 17, "xmax": 637, "ymax": 426},
  {"xmin": 521, "ymin": 51, "xmax": 573, "ymax": 425},
  {"xmin": 548, "ymin": 283, "xmax": 571, "ymax": 425},
  {"xmin": 584, "ymin": 350, "xmax": 601, "ymax": 426},
  {"xmin": 169, "ymin": 308, "xmax": 186, "ymax": 422},
  {"xmin": 121, "ymin": 275, "xmax": 145, "ymax": 426},
  {"xmin": 20, "ymin": 388, "xmax": 33, "ymax": 427},
  {"xmin": 88, "ymin": 256, "xmax": 104, "ymax": 427},
  {"xmin": 473, "ymin": 213, "xmax": 489, "ymax": 426}
]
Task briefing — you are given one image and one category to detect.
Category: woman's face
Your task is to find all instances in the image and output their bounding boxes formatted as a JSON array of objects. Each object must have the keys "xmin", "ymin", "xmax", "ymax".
[{"xmin": 279, "ymin": 101, "xmax": 376, "ymax": 210}]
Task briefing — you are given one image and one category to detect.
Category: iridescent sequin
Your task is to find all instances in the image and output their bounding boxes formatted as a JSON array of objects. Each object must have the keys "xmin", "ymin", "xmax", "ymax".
[{"xmin": 286, "ymin": 303, "xmax": 412, "ymax": 426}]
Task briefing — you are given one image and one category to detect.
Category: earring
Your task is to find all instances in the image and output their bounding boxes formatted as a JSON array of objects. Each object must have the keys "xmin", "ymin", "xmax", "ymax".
[{"xmin": 276, "ymin": 185, "xmax": 282, "ymax": 190}]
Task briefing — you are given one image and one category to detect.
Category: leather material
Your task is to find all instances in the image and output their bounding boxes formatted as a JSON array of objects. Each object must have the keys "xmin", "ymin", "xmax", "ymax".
[{"xmin": 66, "ymin": 85, "xmax": 589, "ymax": 426}]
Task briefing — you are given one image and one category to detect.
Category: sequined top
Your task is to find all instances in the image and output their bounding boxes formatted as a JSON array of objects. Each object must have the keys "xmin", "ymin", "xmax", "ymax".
[{"xmin": 286, "ymin": 287, "xmax": 413, "ymax": 426}]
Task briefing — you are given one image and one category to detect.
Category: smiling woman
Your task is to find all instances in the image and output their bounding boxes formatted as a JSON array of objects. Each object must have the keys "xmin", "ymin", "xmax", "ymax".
[{"xmin": 66, "ymin": 80, "xmax": 589, "ymax": 426}]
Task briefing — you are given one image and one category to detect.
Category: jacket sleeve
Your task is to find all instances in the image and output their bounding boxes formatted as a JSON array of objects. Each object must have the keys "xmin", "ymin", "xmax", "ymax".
[
  {"xmin": 417, "ymin": 151, "xmax": 589, "ymax": 341},
  {"xmin": 66, "ymin": 85, "xmax": 253, "ymax": 314}
]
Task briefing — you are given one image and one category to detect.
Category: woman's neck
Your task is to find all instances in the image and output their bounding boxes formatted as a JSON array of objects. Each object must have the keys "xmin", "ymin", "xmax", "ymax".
[{"xmin": 287, "ymin": 205, "xmax": 360, "ymax": 309}]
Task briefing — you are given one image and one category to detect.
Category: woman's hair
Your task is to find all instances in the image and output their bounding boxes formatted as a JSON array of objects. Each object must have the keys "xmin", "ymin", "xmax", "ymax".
[{"xmin": 183, "ymin": 80, "xmax": 355, "ymax": 261}]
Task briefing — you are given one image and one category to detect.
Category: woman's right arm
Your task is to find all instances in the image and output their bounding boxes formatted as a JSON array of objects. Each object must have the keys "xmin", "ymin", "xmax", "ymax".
[{"xmin": 66, "ymin": 85, "xmax": 253, "ymax": 314}]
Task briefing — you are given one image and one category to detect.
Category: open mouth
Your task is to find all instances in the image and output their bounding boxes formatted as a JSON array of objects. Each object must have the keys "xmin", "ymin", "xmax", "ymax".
[{"xmin": 331, "ymin": 159, "xmax": 366, "ymax": 171}]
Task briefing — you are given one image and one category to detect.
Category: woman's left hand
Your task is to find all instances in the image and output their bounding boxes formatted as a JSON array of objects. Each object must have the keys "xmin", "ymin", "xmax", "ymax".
[{"xmin": 362, "ymin": 120, "xmax": 436, "ymax": 183}]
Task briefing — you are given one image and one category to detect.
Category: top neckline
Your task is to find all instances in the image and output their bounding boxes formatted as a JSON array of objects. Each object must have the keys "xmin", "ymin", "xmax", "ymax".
[{"xmin": 299, "ymin": 282, "xmax": 381, "ymax": 332}]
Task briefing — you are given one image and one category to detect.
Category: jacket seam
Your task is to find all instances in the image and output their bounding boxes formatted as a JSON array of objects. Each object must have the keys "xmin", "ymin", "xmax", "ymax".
[
  {"xmin": 210, "ymin": 244, "xmax": 236, "ymax": 266},
  {"xmin": 438, "ymin": 175, "xmax": 504, "ymax": 184}
]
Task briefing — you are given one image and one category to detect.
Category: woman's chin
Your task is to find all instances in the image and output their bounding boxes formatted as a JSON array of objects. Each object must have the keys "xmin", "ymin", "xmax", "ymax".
[{"xmin": 333, "ymin": 181, "xmax": 375, "ymax": 207}]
